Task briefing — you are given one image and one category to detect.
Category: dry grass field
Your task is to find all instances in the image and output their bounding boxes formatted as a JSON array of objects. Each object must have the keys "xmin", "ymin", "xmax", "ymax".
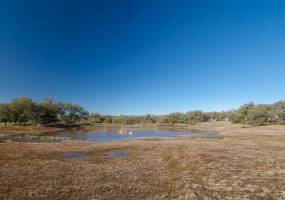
[{"xmin": 0, "ymin": 122, "xmax": 285, "ymax": 200}]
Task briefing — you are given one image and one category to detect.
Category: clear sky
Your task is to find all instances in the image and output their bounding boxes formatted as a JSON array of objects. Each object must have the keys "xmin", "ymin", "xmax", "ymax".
[{"xmin": 0, "ymin": 0, "xmax": 284, "ymax": 115}]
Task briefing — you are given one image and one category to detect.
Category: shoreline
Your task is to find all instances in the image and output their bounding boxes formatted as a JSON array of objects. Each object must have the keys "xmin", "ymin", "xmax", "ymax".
[
  {"xmin": 0, "ymin": 121, "xmax": 283, "ymax": 135},
  {"xmin": 0, "ymin": 122, "xmax": 206, "ymax": 135},
  {"xmin": 1, "ymin": 121, "xmax": 284, "ymax": 137}
]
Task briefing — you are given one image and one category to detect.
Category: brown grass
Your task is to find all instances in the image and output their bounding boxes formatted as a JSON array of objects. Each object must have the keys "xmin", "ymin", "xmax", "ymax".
[
  {"xmin": 0, "ymin": 121, "xmax": 285, "ymax": 199},
  {"xmin": 0, "ymin": 124, "xmax": 65, "ymax": 134}
]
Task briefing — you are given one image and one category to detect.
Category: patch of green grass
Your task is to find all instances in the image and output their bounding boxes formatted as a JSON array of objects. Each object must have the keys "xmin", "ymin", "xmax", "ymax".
[
  {"xmin": 190, "ymin": 134, "xmax": 211, "ymax": 138},
  {"xmin": 190, "ymin": 133, "xmax": 224, "ymax": 140},
  {"xmin": 167, "ymin": 159, "xmax": 183, "ymax": 187},
  {"xmin": 160, "ymin": 155, "xmax": 184, "ymax": 188},
  {"xmin": 138, "ymin": 138, "xmax": 163, "ymax": 141},
  {"xmin": 0, "ymin": 123, "xmax": 38, "ymax": 130}
]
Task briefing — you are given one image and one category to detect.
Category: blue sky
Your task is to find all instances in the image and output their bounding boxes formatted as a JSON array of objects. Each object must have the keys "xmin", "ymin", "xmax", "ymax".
[{"xmin": 0, "ymin": 0, "xmax": 284, "ymax": 115}]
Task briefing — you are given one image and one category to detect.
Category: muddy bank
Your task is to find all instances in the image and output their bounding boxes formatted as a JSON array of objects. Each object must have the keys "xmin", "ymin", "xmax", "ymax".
[
  {"xmin": 0, "ymin": 123, "xmax": 186, "ymax": 135},
  {"xmin": 0, "ymin": 122, "xmax": 208, "ymax": 136},
  {"xmin": 0, "ymin": 121, "xmax": 257, "ymax": 135}
]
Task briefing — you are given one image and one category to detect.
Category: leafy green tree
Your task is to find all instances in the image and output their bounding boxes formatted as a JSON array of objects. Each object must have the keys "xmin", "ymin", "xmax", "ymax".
[
  {"xmin": 187, "ymin": 111, "xmax": 208, "ymax": 124},
  {"xmin": 89, "ymin": 113, "xmax": 103, "ymax": 123},
  {"xmin": 9, "ymin": 97, "xmax": 34, "ymax": 124},
  {"xmin": 38, "ymin": 98, "xmax": 64, "ymax": 124},
  {"xmin": 166, "ymin": 112, "xmax": 188, "ymax": 124},
  {"xmin": 62, "ymin": 103, "xmax": 88, "ymax": 124},
  {"xmin": 141, "ymin": 114, "xmax": 157, "ymax": 123},
  {"xmin": 103, "ymin": 115, "xmax": 113, "ymax": 123},
  {"xmin": 0, "ymin": 103, "xmax": 12, "ymax": 124},
  {"xmin": 273, "ymin": 101, "xmax": 285, "ymax": 121},
  {"xmin": 232, "ymin": 103, "xmax": 255, "ymax": 124},
  {"xmin": 246, "ymin": 104, "xmax": 275, "ymax": 126}
]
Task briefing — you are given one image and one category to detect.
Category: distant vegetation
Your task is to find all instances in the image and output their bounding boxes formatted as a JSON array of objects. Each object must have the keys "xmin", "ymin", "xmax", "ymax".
[
  {"xmin": 88, "ymin": 101, "xmax": 285, "ymax": 126},
  {"xmin": 0, "ymin": 97, "xmax": 88, "ymax": 125},
  {"xmin": 0, "ymin": 97, "xmax": 284, "ymax": 126}
]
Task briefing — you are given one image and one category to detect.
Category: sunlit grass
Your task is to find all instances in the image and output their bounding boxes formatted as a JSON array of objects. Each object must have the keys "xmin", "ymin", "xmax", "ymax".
[{"xmin": 0, "ymin": 123, "xmax": 38, "ymax": 130}]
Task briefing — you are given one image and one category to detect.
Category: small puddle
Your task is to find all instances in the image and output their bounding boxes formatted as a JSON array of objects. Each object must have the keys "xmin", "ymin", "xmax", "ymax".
[
  {"xmin": 109, "ymin": 151, "xmax": 128, "ymax": 158},
  {"xmin": 63, "ymin": 152, "xmax": 87, "ymax": 159}
]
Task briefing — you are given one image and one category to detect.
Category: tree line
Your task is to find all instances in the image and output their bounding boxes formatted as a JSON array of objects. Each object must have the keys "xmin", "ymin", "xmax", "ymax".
[
  {"xmin": 227, "ymin": 102, "xmax": 285, "ymax": 126},
  {"xmin": 0, "ymin": 97, "xmax": 88, "ymax": 125},
  {"xmin": 1, "ymin": 97, "xmax": 284, "ymax": 126},
  {"xmin": 87, "ymin": 101, "xmax": 285, "ymax": 126}
]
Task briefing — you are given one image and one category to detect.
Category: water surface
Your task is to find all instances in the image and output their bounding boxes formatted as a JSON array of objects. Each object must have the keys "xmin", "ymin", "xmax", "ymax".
[{"xmin": 43, "ymin": 129, "xmax": 216, "ymax": 143}]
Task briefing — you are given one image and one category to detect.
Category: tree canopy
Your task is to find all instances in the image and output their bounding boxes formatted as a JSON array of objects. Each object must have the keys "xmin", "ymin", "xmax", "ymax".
[
  {"xmin": 0, "ymin": 97, "xmax": 88, "ymax": 125},
  {"xmin": 1, "ymin": 97, "xmax": 285, "ymax": 126}
]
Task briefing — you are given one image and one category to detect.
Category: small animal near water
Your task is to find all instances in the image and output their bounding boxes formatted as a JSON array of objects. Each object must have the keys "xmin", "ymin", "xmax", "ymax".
[{"xmin": 118, "ymin": 129, "xmax": 134, "ymax": 136}]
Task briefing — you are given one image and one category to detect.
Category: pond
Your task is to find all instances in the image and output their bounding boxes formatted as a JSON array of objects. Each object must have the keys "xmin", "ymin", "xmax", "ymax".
[{"xmin": 41, "ymin": 128, "xmax": 217, "ymax": 143}]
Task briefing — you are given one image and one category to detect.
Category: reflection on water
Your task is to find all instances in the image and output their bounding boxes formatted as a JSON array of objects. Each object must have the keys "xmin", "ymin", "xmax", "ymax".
[
  {"xmin": 118, "ymin": 128, "xmax": 134, "ymax": 136},
  {"xmin": 42, "ymin": 128, "xmax": 216, "ymax": 143}
]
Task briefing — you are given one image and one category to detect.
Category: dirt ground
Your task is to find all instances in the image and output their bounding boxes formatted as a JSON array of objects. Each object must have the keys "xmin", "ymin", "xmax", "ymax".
[{"xmin": 0, "ymin": 122, "xmax": 285, "ymax": 200}]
